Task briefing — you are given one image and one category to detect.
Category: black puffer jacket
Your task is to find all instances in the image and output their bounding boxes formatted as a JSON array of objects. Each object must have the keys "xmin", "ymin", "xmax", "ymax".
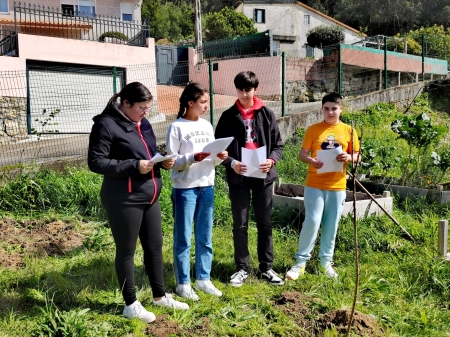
[
  {"xmin": 88, "ymin": 105, "xmax": 162, "ymax": 205},
  {"xmin": 215, "ymin": 103, "xmax": 283, "ymax": 186}
]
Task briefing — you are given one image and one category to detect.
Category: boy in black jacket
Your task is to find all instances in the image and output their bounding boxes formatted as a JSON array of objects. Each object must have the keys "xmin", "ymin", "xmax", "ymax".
[{"xmin": 215, "ymin": 71, "xmax": 284, "ymax": 287}]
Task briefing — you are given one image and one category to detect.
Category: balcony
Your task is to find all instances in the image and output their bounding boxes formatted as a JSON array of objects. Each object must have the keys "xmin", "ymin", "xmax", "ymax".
[{"xmin": 0, "ymin": 2, "xmax": 149, "ymax": 56}]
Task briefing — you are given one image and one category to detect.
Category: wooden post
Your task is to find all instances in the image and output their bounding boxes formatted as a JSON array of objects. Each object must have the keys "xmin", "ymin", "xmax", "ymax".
[{"xmin": 438, "ymin": 220, "xmax": 449, "ymax": 259}]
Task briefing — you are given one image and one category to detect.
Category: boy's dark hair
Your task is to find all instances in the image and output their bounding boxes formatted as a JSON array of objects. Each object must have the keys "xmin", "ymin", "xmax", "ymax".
[
  {"xmin": 177, "ymin": 82, "xmax": 208, "ymax": 118},
  {"xmin": 107, "ymin": 82, "xmax": 152, "ymax": 109},
  {"xmin": 322, "ymin": 92, "xmax": 343, "ymax": 106},
  {"xmin": 234, "ymin": 71, "xmax": 259, "ymax": 90}
]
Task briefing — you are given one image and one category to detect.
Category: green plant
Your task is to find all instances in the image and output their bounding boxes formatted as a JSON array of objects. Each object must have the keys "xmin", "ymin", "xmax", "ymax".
[
  {"xmin": 98, "ymin": 31, "xmax": 128, "ymax": 42},
  {"xmin": 30, "ymin": 108, "xmax": 60, "ymax": 140},
  {"xmin": 391, "ymin": 112, "xmax": 444, "ymax": 185},
  {"xmin": 32, "ymin": 294, "xmax": 111, "ymax": 337},
  {"xmin": 306, "ymin": 25, "xmax": 344, "ymax": 48},
  {"xmin": 204, "ymin": 7, "xmax": 257, "ymax": 41},
  {"xmin": 431, "ymin": 147, "xmax": 450, "ymax": 185}
]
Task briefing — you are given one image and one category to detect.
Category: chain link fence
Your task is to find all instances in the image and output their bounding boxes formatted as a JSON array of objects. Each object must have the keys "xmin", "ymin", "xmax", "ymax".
[{"xmin": 1, "ymin": 43, "xmax": 448, "ymax": 167}]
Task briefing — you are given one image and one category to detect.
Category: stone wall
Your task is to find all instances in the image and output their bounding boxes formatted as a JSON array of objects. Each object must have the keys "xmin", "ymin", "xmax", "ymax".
[{"xmin": 0, "ymin": 97, "xmax": 28, "ymax": 144}]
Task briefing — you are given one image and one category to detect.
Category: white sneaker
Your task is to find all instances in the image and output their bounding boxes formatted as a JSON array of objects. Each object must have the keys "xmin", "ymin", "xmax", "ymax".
[
  {"xmin": 123, "ymin": 300, "xmax": 156, "ymax": 323},
  {"xmin": 153, "ymin": 293, "xmax": 189, "ymax": 310},
  {"xmin": 285, "ymin": 263, "xmax": 306, "ymax": 280},
  {"xmin": 175, "ymin": 284, "xmax": 199, "ymax": 301},
  {"xmin": 195, "ymin": 280, "xmax": 223, "ymax": 297},
  {"xmin": 229, "ymin": 270, "xmax": 248, "ymax": 287},
  {"xmin": 322, "ymin": 262, "xmax": 338, "ymax": 279}
]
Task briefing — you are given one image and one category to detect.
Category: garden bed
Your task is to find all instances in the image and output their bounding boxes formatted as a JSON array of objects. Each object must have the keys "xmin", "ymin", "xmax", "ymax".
[
  {"xmin": 273, "ymin": 180, "xmax": 393, "ymax": 219},
  {"xmin": 347, "ymin": 179, "xmax": 450, "ymax": 204}
]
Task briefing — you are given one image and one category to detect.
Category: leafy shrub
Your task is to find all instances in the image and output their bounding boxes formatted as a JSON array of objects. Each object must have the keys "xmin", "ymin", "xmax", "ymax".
[
  {"xmin": 98, "ymin": 31, "xmax": 128, "ymax": 42},
  {"xmin": 306, "ymin": 25, "xmax": 344, "ymax": 48},
  {"xmin": 204, "ymin": 7, "xmax": 257, "ymax": 41}
]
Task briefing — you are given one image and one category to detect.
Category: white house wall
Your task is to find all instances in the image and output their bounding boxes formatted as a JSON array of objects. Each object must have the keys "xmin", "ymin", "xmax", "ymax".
[{"xmin": 243, "ymin": 3, "xmax": 361, "ymax": 58}]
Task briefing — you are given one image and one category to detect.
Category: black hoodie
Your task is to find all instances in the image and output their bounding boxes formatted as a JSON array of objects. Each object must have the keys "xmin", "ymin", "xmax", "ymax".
[
  {"xmin": 215, "ymin": 103, "xmax": 283, "ymax": 186},
  {"xmin": 88, "ymin": 104, "xmax": 163, "ymax": 205}
]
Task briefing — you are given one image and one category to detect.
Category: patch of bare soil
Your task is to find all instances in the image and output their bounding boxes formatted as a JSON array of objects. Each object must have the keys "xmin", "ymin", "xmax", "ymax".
[
  {"xmin": 317, "ymin": 310, "xmax": 385, "ymax": 337},
  {"xmin": 145, "ymin": 315, "xmax": 180, "ymax": 337},
  {"xmin": 0, "ymin": 217, "xmax": 84, "ymax": 269},
  {"xmin": 275, "ymin": 292, "xmax": 385, "ymax": 337},
  {"xmin": 274, "ymin": 291, "xmax": 317, "ymax": 331},
  {"xmin": 145, "ymin": 314, "xmax": 212, "ymax": 337}
]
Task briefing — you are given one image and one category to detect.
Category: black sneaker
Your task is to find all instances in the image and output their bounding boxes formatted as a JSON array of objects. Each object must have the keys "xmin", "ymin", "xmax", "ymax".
[
  {"xmin": 260, "ymin": 269, "xmax": 285, "ymax": 285},
  {"xmin": 230, "ymin": 270, "xmax": 249, "ymax": 287}
]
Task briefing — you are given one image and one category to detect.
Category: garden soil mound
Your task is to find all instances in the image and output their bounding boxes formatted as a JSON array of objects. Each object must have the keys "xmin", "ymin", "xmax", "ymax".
[
  {"xmin": 0, "ymin": 217, "xmax": 84, "ymax": 268},
  {"xmin": 145, "ymin": 314, "xmax": 211, "ymax": 337},
  {"xmin": 275, "ymin": 291, "xmax": 385, "ymax": 336}
]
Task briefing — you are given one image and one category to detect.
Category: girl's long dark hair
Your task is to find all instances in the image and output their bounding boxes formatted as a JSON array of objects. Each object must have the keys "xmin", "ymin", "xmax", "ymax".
[
  {"xmin": 106, "ymin": 82, "xmax": 153, "ymax": 109},
  {"xmin": 177, "ymin": 82, "xmax": 208, "ymax": 119}
]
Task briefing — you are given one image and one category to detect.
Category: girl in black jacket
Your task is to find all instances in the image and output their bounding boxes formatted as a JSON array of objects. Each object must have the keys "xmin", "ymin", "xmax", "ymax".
[{"xmin": 88, "ymin": 82, "xmax": 189, "ymax": 324}]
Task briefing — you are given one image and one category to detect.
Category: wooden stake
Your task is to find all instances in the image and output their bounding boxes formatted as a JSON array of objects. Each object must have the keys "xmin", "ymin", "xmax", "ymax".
[{"xmin": 438, "ymin": 220, "xmax": 449, "ymax": 259}]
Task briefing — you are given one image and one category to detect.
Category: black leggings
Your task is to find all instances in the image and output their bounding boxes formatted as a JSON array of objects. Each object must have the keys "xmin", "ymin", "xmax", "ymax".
[{"xmin": 102, "ymin": 200, "xmax": 165, "ymax": 305}]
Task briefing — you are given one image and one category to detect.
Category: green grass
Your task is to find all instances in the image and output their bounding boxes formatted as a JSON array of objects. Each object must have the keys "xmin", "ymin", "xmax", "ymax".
[{"xmin": 1, "ymin": 95, "xmax": 450, "ymax": 336}]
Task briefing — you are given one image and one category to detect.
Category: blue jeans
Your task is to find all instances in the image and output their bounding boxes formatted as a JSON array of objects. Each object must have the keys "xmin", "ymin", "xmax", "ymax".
[
  {"xmin": 294, "ymin": 186, "xmax": 346, "ymax": 266},
  {"xmin": 172, "ymin": 186, "xmax": 214, "ymax": 284}
]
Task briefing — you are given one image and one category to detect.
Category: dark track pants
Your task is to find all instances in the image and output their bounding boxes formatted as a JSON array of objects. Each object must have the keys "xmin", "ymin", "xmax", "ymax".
[
  {"xmin": 229, "ymin": 181, "xmax": 274, "ymax": 273},
  {"xmin": 102, "ymin": 200, "xmax": 165, "ymax": 305}
]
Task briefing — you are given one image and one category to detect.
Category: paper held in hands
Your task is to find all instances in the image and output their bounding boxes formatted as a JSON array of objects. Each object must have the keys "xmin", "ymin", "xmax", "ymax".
[
  {"xmin": 316, "ymin": 146, "xmax": 344, "ymax": 174},
  {"xmin": 202, "ymin": 137, "xmax": 234, "ymax": 159},
  {"xmin": 241, "ymin": 146, "xmax": 267, "ymax": 179},
  {"xmin": 149, "ymin": 153, "xmax": 177, "ymax": 164}
]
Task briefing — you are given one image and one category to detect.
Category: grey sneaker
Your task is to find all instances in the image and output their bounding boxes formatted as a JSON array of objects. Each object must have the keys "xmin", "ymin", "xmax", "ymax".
[
  {"xmin": 195, "ymin": 280, "xmax": 223, "ymax": 297},
  {"xmin": 230, "ymin": 270, "xmax": 249, "ymax": 287},
  {"xmin": 321, "ymin": 262, "xmax": 338, "ymax": 279},
  {"xmin": 176, "ymin": 284, "xmax": 199, "ymax": 301},
  {"xmin": 123, "ymin": 300, "xmax": 156, "ymax": 323},
  {"xmin": 152, "ymin": 293, "xmax": 189, "ymax": 310},
  {"xmin": 285, "ymin": 263, "xmax": 306, "ymax": 280},
  {"xmin": 261, "ymin": 269, "xmax": 285, "ymax": 285}
]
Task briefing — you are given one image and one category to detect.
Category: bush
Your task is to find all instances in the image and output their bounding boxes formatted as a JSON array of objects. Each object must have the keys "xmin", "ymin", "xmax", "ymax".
[
  {"xmin": 306, "ymin": 25, "xmax": 345, "ymax": 48},
  {"xmin": 98, "ymin": 31, "xmax": 128, "ymax": 42}
]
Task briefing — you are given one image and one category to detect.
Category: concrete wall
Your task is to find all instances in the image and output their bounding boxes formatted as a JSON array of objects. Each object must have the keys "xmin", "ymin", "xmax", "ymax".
[
  {"xmin": 276, "ymin": 81, "xmax": 426, "ymax": 141},
  {"xmin": 340, "ymin": 44, "xmax": 449, "ymax": 75},
  {"xmin": 188, "ymin": 48, "xmax": 282, "ymax": 98},
  {"xmin": 0, "ymin": 33, "xmax": 156, "ymax": 98}
]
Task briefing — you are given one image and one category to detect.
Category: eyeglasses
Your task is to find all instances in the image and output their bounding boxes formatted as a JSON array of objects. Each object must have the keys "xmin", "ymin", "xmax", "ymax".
[{"xmin": 136, "ymin": 105, "xmax": 152, "ymax": 113}]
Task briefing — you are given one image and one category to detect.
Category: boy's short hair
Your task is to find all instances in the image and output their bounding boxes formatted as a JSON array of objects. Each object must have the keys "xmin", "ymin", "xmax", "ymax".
[
  {"xmin": 322, "ymin": 92, "xmax": 343, "ymax": 106},
  {"xmin": 234, "ymin": 71, "xmax": 259, "ymax": 90}
]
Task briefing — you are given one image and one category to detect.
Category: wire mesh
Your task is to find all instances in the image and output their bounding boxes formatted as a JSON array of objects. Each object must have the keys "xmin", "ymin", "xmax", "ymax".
[{"xmin": 1, "ymin": 48, "xmax": 448, "ymax": 167}]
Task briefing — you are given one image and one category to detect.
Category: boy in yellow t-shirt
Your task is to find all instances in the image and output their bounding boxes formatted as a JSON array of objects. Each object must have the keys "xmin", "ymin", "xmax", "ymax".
[{"xmin": 286, "ymin": 92, "xmax": 360, "ymax": 280}]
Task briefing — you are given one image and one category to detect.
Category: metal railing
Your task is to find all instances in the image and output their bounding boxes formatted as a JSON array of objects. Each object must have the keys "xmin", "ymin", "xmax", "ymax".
[
  {"xmin": 10, "ymin": 2, "xmax": 149, "ymax": 47},
  {"xmin": 199, "ymin": 30, "xmax": 273, "ymax": 60},
  {"xmin": 0, "ymin": 30, "xmax": 18, "ymax": 56}
]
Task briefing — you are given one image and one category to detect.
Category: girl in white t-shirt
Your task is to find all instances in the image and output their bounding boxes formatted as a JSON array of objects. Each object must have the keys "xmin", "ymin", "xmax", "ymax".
[{"xmin": 165, "ymin": 82, "xmax": 228, "ymax": 301}]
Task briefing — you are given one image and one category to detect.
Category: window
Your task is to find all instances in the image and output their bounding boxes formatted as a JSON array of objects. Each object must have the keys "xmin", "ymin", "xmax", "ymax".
[
  {"xmin": 62, "ymin": 0, "xmax": 95, "ymax": 17},
  {"xmin": 120, "ymin": 2, "xmax": 134, "ymax": 21},
  {"xmin": 304, "ymin": 14, "xmax": 310, "ymax": 25},
  {"xmin": 61, "ymin": 4, "xmax": 74, "ymax": 16},
  {"xmin": 0, "ymin": 0, "xmax": 8, "ymax": 13},
  {"xmin": 254, "ymin": 9, "xmax": 265, "ymax": 23},
  {"xmin": 306, "ymin": 45, "xmax": 314, "ymax": 57}
]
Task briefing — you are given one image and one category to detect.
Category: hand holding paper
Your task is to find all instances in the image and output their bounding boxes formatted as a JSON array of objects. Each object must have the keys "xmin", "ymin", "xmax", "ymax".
[
  {"xmin": 149, "ymin": 153, "xmax": 177, "ymax": 164},
  {"xmin": 241, "ymin": 146, "xmax": 267, "ymax": 179},
  {"xmin": 202, "ymin": 137, "xmax": 234, "ymax": 159},
  {"xmin": 316, "ymin": 146, "xmax": 344, "ymax": 174}
]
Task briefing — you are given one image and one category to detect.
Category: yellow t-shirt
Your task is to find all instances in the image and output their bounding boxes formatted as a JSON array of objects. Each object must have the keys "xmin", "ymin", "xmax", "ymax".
[{"xmin": 302, "ymin": 121, "xmax": 360, "ymax": 191}]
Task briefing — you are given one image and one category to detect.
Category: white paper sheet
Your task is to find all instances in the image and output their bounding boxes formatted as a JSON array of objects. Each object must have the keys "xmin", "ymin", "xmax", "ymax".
[
  {"xmin": 149, "ymin": 153, "xmax": 177, "ymax": 164},
  {"xmin": 317, "ymin": 146, "xmax": 343, "ymax": 174},
  {"xmin": 241, "ymin": 146, "xmax": 267, "ymax": 179},
  {"xmin": 202, "ymin": 137, "xmax": 234, "ymax": 159}
]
